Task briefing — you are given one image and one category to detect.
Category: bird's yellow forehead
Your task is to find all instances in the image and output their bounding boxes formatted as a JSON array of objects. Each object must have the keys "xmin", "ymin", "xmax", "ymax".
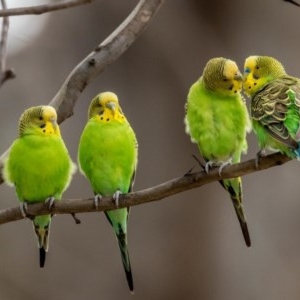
[
  {"xmin": 223, "ymin": 60, "xmax": 239, "ymax": 79},
  {"xmin": 245, "ymin": 56, "xmax": 258, "ymax": 69},
  {"xmin": 98, "ymin": 92, "xmax": 119, "ymax": 105},
  {"xmin": 42, "ymin": 106, "xmax": 57, "ymax": 121}
]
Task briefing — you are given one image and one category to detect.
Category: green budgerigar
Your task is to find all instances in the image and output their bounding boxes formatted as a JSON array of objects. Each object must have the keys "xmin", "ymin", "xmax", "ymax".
[
  {"xmin": 3, "ymin": 105, "xmax": 76, "ymax": 267},
  {"xmin": 185, "ymin": 57, "xmax": 251, "ymax": 247},
  {"xmin": 244, "ymin": 55, "xmax": 300, "ymax": 159},
  {"xmin": 78, "ymin": 92, "xmax": 138, "ymax": 292}
]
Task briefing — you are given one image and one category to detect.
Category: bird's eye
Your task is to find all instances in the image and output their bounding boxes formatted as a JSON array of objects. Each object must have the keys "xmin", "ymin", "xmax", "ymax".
[
  {"xmin": 244, "ymin": 67, "xmax": 250, "ymax": 74},
  {"xmin": 39, "ymin": 116, "xmax": 43, "ymax": 120},
  {"xmin": 256, "ymin": 66, "xmax": 260, "ymax": 70},
  {"xmin": 223, "ymin": 78, "xmax": 228, "ymax": 82}
]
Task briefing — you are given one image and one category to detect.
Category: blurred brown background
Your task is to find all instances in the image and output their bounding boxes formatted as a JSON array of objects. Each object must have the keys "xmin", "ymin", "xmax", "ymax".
[{"xmin": 1, "ymin": 0, "xmax": 300, "ymax": 299}]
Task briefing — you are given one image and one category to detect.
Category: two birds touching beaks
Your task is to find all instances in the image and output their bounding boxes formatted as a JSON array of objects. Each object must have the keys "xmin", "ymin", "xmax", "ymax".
[{"xmin": 3, "ymin": 55, "xmax": 299, "ymax": 292}]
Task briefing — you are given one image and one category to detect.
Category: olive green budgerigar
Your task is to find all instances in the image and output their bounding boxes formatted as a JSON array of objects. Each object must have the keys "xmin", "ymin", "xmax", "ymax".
[
  {"xmin": 185, "ymin": 57, "xmax": 252, "ymax": 247},
  {"xmin": 78, "ymin": 92, "xmax": 138, "ymax": 292},
  {"xmin": 243, "ymin": 55, "xmax": 300, "ymax": 159},
  {"xmin": 3, "ymin": 105, "xmax": 76, "ymax": 267}
]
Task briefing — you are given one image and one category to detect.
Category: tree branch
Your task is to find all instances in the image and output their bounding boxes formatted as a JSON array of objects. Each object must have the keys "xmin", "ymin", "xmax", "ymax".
[
  {"xmin": 0, "ymin": 0, "xmax": 94, "ymax": 17},
  {"xmin": 50, "ymin": 0, "xmax": 165, "ymax": 123},
  {"xmin": 0, "ymin": 152, "xmax": 292, "ymax": 225},
  {"xmin": 283, "ymin": 0, "xmax": 300, "ymax": 7},
  {"xmin": 0, "ymin": 0, "xmax": 165, "ymax": 184},
  {"xmin": 0, "ymin": 0, "xmax": 15, "ymax": 86}
]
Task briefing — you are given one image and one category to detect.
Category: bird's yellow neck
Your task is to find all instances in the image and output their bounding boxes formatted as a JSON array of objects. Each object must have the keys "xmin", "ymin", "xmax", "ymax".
[
  {"xmin": 94, "ymin": 107, "xmax": 126, "ymax": 124},
  {"xmin": 42, "ymin": 121, "xmax": 61, "ymax": 137}
]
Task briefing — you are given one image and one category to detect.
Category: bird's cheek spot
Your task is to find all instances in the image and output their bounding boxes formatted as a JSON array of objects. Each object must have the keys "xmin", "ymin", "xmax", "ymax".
[
  {"xmin": 43, "ymin": 129, "xmax": 46, "ymax": 133},
  {"xmin": 106, "ymin": 118, "xmax": 110, "ymax": 121},
  {"xmin": 254, "ymin": 82, "xmax": 257, "ymax": 86},
  {"xmin": 100, "ymin": 117, "xmax": 103, "ymax": 120}
]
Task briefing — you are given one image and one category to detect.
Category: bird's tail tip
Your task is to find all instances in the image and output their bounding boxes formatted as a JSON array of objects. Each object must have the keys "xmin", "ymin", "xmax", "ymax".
[
  {"xmin": 240, "ymin": 222, "xmax": 251, "ymax": 247},
  {"xmin": 39, "ymin": 247, "xmax": 46, "ymax": 268},
  {"xmin": 117, "ymin": 232, "xmax": 134, "ymax": 292}
]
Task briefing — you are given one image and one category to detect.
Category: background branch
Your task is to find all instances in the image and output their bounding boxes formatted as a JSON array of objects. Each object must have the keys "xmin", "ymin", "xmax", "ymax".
[
  {"xmin": 0, "ymin": 0, "xmax": 15, "ymax": 86},
  {"xmin": 0, "ymin": 0, "xmax": 165, "ymax": 185},
  {"xmin": 283, "ymin": 0, "xmax": 300, "ymax": 7},
  {"xmin": 0, "ymin": 0, "xmax": 94, "ymax": 17},
  {"xmin": 0, "ymin": 152, "xmax": 292, "ymax": 225}
]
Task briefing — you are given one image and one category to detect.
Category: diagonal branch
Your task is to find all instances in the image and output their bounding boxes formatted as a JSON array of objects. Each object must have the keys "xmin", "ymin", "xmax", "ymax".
[
  {"xmin": 0, "ymin": 0, "xmax": 94, "ymax": 17},
  {"xmin": 50, "ymin": 0, "xmax": 165, "ymax": 123},
  {"xmin": 0, "ymin": 152, "xmax": 292, "ymax": 225},
  {"xmin": 0, "ymin": 0, "xmax": 165, "ymax": 184}
]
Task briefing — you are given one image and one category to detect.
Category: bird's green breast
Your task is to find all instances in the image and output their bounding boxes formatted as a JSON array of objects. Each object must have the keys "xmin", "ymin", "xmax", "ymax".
[
  {"xmin": 78, "ymin": 119, "xmax": 137, "ymax": 196},
  {"xmin": 185, "ymin": 81, "xmax": 249, "ymax": 162},
  {"xmin": 6, "ymin": 135, "xmax": 73, "ymax": 202}
]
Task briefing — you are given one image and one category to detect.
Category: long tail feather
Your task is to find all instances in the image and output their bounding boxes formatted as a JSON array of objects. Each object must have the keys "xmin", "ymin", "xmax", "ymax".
[
  {"xmin": 39, "ymin": 247, "xmax": 47, "ymax": 268},
  {"xmin": 33, "ymin": 215, "xmax": 51, "ymax": 268},
  {"xmin": 220, "ymin": 178, "xmax": 251, "ymax": 247},
  {"xmin": 104, "ymin": 211, "xmax": 134, "ymax": 292},
  {"xmin": 117, "ymin": 231, "xmax": 134, "ymax": 293}
]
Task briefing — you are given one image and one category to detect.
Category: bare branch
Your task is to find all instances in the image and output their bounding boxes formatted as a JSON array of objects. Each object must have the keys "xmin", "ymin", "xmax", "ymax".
[
  {"xmin": 283, "ymin": 0, "xmax": 300, "ymax": 6},
  {"xmin": 0, "ymin": 0, "xmax": 15, "ymax": 86},
  {"xmin": 0, "ymin": 0, "xmax": 165, "ymax": 184},
  {"xmin": 0, "ymin": 153, "xmax": 292, "ymax": 225},
  {"xmin": 0, "ymin": 0, "xmax": 94, "ymax": 17},
  {"xmin": 50, "ymin": 0, "xmax": 165, "ymax": 123}
]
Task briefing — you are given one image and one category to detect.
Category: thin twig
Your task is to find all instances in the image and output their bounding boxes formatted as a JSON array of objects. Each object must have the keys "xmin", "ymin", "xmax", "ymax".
[
  {"xmin": 0, "ymin": 0, "xmax": 165, "ymax": 184},
  {"xmin": 0, "ymin": 0, "xmax": 94, "ymax": 17},
  {"xmin": 0, "ymin": 152, "xmax": 292, "ymax": 225},
  {"xmin": 0, "ymin": 0, "xmax": 15, "ymax": 86}
]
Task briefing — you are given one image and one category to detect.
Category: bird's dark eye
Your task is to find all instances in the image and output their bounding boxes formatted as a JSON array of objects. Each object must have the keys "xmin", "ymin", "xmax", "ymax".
[
  {"xmin": 40, "ymin": 124, "xmax": 46, "ymax": 128},
  {"xmin": 223, "ymin": 78, "xmax": 228, "ymax": 82},
  {"xmin": 39, "ymin": 116, "xmax": 43, "ymax": 120},
  {"xmin": 256, "ymin": 66, "xmax": 260, "ymax": 70}
]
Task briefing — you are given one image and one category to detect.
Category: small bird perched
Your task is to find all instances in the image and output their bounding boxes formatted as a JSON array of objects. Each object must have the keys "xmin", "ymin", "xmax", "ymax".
[
  {"xmin": 78, "ymin": 91, "xmax": 138, "ymax": 293},
  {"xmin": 185, "ymin": 57, "xmax": 251, "ymax": 247},
  {"xmin": 243, "ymin": 55, "xmax": 300, "ymax": 160},
  {"xmin": 3, "ymin": 105, "xmax": 76, "ymax": 267}
]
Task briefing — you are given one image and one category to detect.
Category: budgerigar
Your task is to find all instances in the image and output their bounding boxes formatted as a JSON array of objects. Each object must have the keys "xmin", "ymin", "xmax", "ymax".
[
  {"xmin": 3, "ymin": 105, "xmax": 76, "ymax": 267},
  {"xmin": 78, "ymin": 92, "xmax": 138, "ymax": 292},
  {"xmin": 244, "ymin": 55, "xmax": 300, "ymax": 159},
  {"xmin": 185, "ymin": 57, "xmax": 251, "ymax": 247}
]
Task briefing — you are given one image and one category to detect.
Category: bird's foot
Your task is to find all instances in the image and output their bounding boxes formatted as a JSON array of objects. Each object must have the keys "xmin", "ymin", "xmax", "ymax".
[
  {"xmin": 20, "ymin": 202, "xmax": 28, "ymax": 218},
  {"xmin": 205, "ymin": 161, "xmax": 215, "ymax": 173},
  {"xmin": 113, "ymin": 190, "xmax": 122, "ymax": 207},
  {"xmin": 94, "ymin": 194, "xmax": 102, "ymax": 209},
  {"xmin": 205, "ymin": 158, "xmax": 232, "ymax": 175},
  {"xmin": 255, "ymin": 149, "xmax": 266, "ymax": 169},
  {"xmin": 45, "ymin": 196, "xmax": 55, "ymax": 209},
  {"xmin": 218, "ymin": 158, "xmax": 232, "ymax": 176}
]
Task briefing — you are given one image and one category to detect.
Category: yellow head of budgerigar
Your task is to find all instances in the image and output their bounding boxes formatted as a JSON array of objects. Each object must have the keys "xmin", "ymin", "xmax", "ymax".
[
  {"xmin": 88, "ymin": 91, "xmax": 127, "ymax": 123},
  {"xmin": 223, "ymin": 59, "xmax": 243, "ymax": 94},
  {"xmin": 203, "ymin": 57, "xmax": 243, "ymax": 96},
  {"xmin": 243, "ymin": 55, "xmax": 286, "ymax": 96},
  {"xmin": 18, "ymin": 105, "xmax": 61, "ymax": 137}
]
